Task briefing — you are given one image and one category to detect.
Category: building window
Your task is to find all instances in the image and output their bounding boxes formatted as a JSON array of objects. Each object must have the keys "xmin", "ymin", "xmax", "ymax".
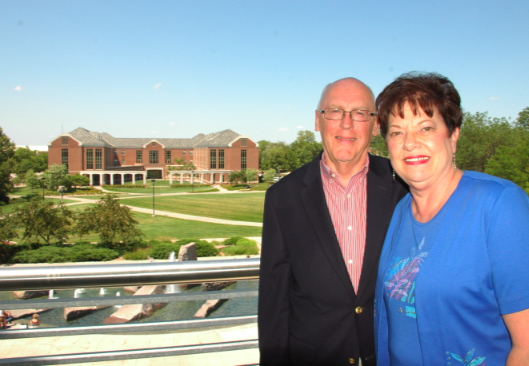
[
  {"xmin": 190, "ymin": 151, "xmax": 193, "ymax": 155},
  {"xmin": 95, "ymin": 149, "xmax": 102, "ymax": 169},
  {"xmin": 86, "ymin": 149, "xmax": 93, "ymax": 169},
  {"xmin": 219, "ymin": 149, "xmax": 225, "ymax": 169},
  {"xmin": 121, "ymin": 150, "xmax": 125, "ymax": 155},
  {"xmin": 149, "ymin": 150, "xmax": 159, "ymax": 164},
  {"xmin": 241, "ymin": 138, "xmax": 247, "ymax": 147},
  {"xmin": 61, "ymin": 149, "xmax": 68, "ymax": 169},
  {"xmin": 241, "ymin": 150, "xmax": 247, "ymax": 170},
  {"xmin": 152, "ymin": 142, "xmax": 156, "ymax": 147},
  {"xmin": 61, "ymin": 136, "xmax": 69, "ymax": 146},
  {"xmin": 182, "ymin": 150, "xmax": 186, "ymax": 155},
  {"xmin": 210, "ymin": 149, "xmax": 217, "ymax": 169},
  {"xmin": 121, "ymin": 159, "xmax": 125, "ymax": 164},
  {"xmin": 166, "ymin": 150, "xmax": 171, "ymax": 164},
  {"xmin": 136, "ymin": 150, "xmax": 142, "ymax": 163}
]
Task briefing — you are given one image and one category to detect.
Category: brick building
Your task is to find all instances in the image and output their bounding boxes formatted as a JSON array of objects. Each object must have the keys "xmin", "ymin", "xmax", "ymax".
[{"xmin": 48, "ymin": 128, "xmax": 259, "ymax": 185}]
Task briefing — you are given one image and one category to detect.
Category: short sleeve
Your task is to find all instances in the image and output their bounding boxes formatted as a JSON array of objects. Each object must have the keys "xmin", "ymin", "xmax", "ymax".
[{"xmin": 487, "ymin": 186, "xmax": 529, "ymax": 314}]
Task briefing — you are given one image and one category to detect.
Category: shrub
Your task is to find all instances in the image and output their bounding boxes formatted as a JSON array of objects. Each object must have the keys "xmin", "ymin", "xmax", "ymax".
[
  {"xmin": 68, "ymin": 247, "xmax": 119, "ymax": 262},
  {"xmin": 150, "ymin": 243, "xmax": 181, "ymax": 259},
  {"xmin": 196, "ymin": 241, "xmax": 219, "ymax": 257},
  {"xmin": 220, "ymin": 238, "xmax": 259, "ymax": 256},
  {"xmin": 12, "ymin": 246, "xmax": 71, "ymax": 263},
  {"xmin": 223, "ymin": 236, "xmax": 245, "ymax": 246},
  {"xmin": 221, "ymin": 245, "xmax": 259, "ymax": 256},
  {"xmin": 97, "ymin": 240, "xmax": 148, "ymax": 255},
  {"xmin": 0, "ymin": 243, "xmax": 22, "ymax": 264},
  {"xmin": 102, "ymin": 184, "xmax": 145, "ymax": 189},
  {"xmin": 123, "ymin": 248, "xmax": 151, "ymax": 260},
  {"xmin": 235, "ymin": 238, "xmax": 257, "ymax": 247},
  {"xmin": 158, "ymin": 236, "xmax": 173, "ymax": 243}
]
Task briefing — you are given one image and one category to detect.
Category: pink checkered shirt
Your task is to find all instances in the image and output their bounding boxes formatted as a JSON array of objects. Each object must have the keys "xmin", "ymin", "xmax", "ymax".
[{"xmin": 320, "ymin": 153, "xmax": 369, "ymax": 293}]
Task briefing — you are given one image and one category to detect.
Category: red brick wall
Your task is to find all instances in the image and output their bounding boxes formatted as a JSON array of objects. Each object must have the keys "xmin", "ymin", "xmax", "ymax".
[{"xmin": 48, "ymin": 136, "xmax": 82, "ymax": 174}]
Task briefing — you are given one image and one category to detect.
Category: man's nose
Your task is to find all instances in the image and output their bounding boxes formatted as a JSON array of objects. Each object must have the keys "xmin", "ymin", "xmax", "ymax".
[{"xmin": 340, "ymin": 112, "xmax": 355, "ymax": 129}]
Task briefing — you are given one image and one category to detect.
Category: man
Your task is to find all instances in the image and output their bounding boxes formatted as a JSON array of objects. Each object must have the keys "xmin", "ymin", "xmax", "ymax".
[{"xmin": 258, "ymin": 78, "xmax": 408, "ymax": 365}]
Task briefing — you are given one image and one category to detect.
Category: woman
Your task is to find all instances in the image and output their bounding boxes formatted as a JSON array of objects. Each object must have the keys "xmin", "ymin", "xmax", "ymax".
[{"xmin": 374, "ymin": 72, "xmax": 529, "ymax": 365}]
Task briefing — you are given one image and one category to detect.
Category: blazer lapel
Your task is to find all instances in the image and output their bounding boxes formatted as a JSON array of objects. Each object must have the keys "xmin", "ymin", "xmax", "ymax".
[
  {"xmin": 356, "ymin": 156, "xmax": 393, "ymax": 300},
  {"xmin": 299, "ymin": 156, "xmax": 355, "ymax": 297}
]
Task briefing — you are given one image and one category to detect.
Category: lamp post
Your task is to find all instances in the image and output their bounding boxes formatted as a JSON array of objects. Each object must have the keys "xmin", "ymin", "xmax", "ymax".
[
  {"xmin": 40, "ymin": 177, "xmax": 46, "ymax": 201},
  {"xmin": 151, "ymin": 179, "xmax": 156, "ymax": 217},
  {"xmin": 191, "ymin": 171, "xmax": 194, "ymax": 193}
]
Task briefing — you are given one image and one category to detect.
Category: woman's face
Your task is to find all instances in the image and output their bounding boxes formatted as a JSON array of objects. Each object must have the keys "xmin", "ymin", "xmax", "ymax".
[{"xmin": 386, "ymin": 102, "xmax": 459, "ymax": 191}]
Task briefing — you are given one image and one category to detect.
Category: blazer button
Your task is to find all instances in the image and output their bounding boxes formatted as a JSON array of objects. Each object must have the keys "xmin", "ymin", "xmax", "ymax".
[
  {"xmin": 348, "ymin": 358, "xmax": 356, "ymax": 364},
  {"xmin": 355, "ymin": 307, "xmax": 363, "ymax": 314}
]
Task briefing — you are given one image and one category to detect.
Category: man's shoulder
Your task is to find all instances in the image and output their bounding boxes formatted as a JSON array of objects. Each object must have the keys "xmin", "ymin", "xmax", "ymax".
[
  {"xmin": 368, "ymin": 154, "xmax": 392, "ymax": 173},
  {"xmin": 267, "ymin": 159, "xmax": 318, "ymax": 195}
]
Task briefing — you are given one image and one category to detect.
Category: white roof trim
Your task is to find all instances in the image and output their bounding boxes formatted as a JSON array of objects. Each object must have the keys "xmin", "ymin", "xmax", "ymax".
[
  {"xmin": 227, "ymin": 135, "xmax": 250, "ymax": 147},
  {"xmin": 142, "ymin": 139, "xmax": 166, "ymax": 148},
  {"xmin": 48, "ymin": 133, "xmax": 83, "ymax": 147}
]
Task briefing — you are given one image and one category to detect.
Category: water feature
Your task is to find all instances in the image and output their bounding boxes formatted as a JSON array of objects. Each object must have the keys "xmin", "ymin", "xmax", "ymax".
[
  {"xmin": 48, "ymin": 290, "xmax": 57, "ymax": 299},
  {"xmin": 0, "ymin": 281, "xmax": 258, "ymax": 329}
]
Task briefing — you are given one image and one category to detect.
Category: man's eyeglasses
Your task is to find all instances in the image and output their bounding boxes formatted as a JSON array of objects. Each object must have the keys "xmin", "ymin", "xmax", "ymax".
[{"xmin": 318, "ymin": 108, "xmax": 377, "ymax": 122}]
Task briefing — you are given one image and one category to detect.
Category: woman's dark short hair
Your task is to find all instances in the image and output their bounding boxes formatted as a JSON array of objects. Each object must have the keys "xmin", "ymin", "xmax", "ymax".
[{"xmin": 376, "ymin": 72, "xmax": 462, "ymax": 138}]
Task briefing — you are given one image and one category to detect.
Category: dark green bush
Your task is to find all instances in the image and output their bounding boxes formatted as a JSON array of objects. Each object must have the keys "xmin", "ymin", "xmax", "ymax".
[
  {"xmin": 102, "ymin": 184, "xmax": 145, "ymax": 189},
  {"xmin": 196, "ymin": 241, "xmax": 219, "ymax": 257},
  {"xmin": 0, "ymin": 243, "xmax": 23, "ymax": 264},
  {"xmin": 223, "ymin": 236, "xmax": 245, "ymax": 246},
  {"xmin": 13, "ymin": 246, "xmax": 71, "ymax": 263},
  {"xmin": 68, "ymin": 247, "xmax": 119, "ymax": 262},
  {"xmin": 97, "ymin": 240, "xmax": 148, "ymax": 255},
  {"xmin": 235, "ymin": 238, "xmax": 257, "ymax": 247},
  {"xmin": 11, "ymin": 243, "xmax": 120, "ymax": 263},
  {"xmin": 150, "ymin": 243, "xmax": 181, "ymax": 259}
]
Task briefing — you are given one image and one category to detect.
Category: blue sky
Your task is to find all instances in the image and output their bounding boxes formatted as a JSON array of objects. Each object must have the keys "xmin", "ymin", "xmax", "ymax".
[{"xmin": 2, "ymin": 0, "xmax": 528, "ymax": 146}]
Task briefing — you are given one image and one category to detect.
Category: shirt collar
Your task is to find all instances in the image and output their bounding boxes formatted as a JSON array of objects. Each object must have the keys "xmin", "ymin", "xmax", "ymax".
[{"xmin": 320, "ymin": 152, "xmax": 370, "ymax": 186}]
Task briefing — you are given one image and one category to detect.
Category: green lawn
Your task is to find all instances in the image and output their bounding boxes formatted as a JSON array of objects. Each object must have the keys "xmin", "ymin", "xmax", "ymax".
[
  {"xmin": 120, "ymin": 192, "xmax": 265, "ymax": 222},
  {"xmin": 57, "ymin": 205, "xmax": 261, "ymax": 241},
  {"xmin": 2, "ymin": 198, "xmax": 77, "ymax": 214}
]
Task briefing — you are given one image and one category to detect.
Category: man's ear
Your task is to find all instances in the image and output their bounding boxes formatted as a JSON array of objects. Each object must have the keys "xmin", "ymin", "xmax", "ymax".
[
  {"xmin": 372, "ymin": 120, "xmax": 379, "ymax": 136},
  {"xmin": 315, "ymin": 110, "xmax": 321, "ymax": 132}
]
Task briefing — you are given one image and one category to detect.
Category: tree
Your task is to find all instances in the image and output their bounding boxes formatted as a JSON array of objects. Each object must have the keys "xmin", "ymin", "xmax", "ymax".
[
  {"xmin": 485, "ymin": 132, "xmax": 529, "ymax": 193},
  {"xmin": 288, "ymin": 131, "xmax": 322, "ymax": 170},
  {"xmin": 12, "ymin": 148, "xmax": 48, "ymax": 179},
  {"xmin": 0, "ymin": 128, "xmax": 15, "ymax": 204},
  {"xmin": 73, "ymin": 194, "xmax": 144, "ymax": 245},
  {"xmin": 456, "ymin": 112, "xmax": 518, "ymax": 172},
  {"xmin": 12, "ymin": 197, "xmax": 74, "ymax": 244},
  {"xmin": 245, "ymin": 169, "xmax": 258, "ymax": 183},
  {"xmin": 259, "ymin": 141, "xmax": 290, "ymax": 171},
  {"xmin": 70, "ymin": 174, "xmax": 89, "ymax": 188},
  {"xmin": 168, "ymin": 158, "xmax": 197, "ymax": 171},
  {"xmin": 43, "ymin": 164, "xmax": 71, "ymax": 189},
  {"xmin": 0, "ymin": 207, "xmax": 18, "ymax": 244},
  {"xmin": 24, "ymin": 169, "xmax": 40, "ymax": 191},
  {"xmin": 229, "ymin": 170, "xmax": 247, "ymax": 184},
  {"xmin": 516, "ymin": 107, "xmax": 529, "ymax": 130},
  {"xmin": 263, "ymin": 169, "xmax": 277, "ymax": 182},
  {"xmin": 370, "ymin": 134, "xmax": 389, "ymax": 157}
]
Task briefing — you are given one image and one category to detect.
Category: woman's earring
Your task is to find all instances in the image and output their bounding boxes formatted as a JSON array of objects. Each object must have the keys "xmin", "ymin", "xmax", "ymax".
[
  {"xmin": 392, "ymin": 169, "xmax": 396, "ymax": 180},
  {"xmin": 453, "ymin": 154, "xmax": 457, "ymax": 169}
]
